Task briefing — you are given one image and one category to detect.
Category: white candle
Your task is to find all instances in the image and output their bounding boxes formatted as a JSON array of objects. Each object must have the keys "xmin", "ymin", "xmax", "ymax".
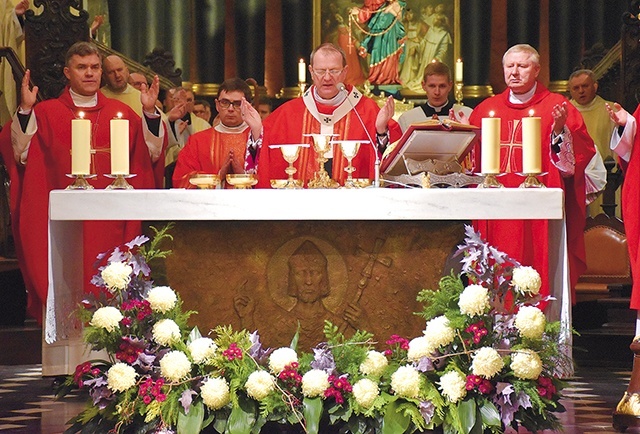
[
  {"xmin": 481, "ymin": 112, "xmax": 500, "ymax": 174},
  {"xmin": 298, "ymin": 58, "xmax": 306, "ymax": 83},
  {"xmin": 522, "ymin": 111, "xmax": 541, "ymax": 173},
  {"xmin": 71, "ymin": 112, "xmax": 91, "ymax": 175},
  {"xmin": 455, "ymin": 58, "xmax": 463, "ymax": 83},
  {"xmin": 110, "ymin": 114, "xmax": 129, "ymax": 175}
]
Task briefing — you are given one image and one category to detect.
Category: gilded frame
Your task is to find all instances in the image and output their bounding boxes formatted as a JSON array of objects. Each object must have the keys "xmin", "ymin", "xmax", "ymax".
[{"xmin": 312, "ymin": 0, "xmax": 460, "ymax": 95}]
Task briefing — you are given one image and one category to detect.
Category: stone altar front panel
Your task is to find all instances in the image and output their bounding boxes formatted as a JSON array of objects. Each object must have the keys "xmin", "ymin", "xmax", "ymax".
[{"xmin": 153, "ymin": 220, "xmax": 466, "ymax": 351}]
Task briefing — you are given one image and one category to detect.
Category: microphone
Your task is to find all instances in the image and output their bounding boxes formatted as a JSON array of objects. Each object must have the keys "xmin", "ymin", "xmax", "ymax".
[{"xmin": 337, "ymin": 83, "xmax": 381, "ymax": 188}]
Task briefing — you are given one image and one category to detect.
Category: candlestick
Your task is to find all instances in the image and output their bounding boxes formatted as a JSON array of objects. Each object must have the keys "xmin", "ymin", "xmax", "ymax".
[
  {"xmin": 481, "ymin": 113, "xmax": 500, "ymax": 174},
  {"xmin": 110, "ymin": 114, "xmax": 129, "ymax": 175},
  {"xmin": 522, "ymin": 115, "xmax": 541, "ymax": 173},
  {"xmin": 71, "ymin": 113, "xmax": 91, "ymax": 175},
  {"xmin": 298, "ymin": 59, "xmax": 306, "ymax": 84},
  {"xmin": 455, "ymin": 58, "xmax": 463, "ymax": 83}
]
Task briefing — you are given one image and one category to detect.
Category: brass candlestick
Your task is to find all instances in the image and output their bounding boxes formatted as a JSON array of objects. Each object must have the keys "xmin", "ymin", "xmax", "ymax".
[
  {"xmin": 454, "ymin": 81, "xmax": 464, "ymax": 105},
  {"xmin": 518, "ymin": 173, "xmax": 546, "ymax": 188},
  {"xmin": 65, "ymin": 174, "xmax": 96, "ymax": 190},
  {"xmin": 105, "ymin": 174, "xmax": 135, "ymax": 190},
  {"xmin": 478, "ymin": 173, "xmax": 503, "ymax": 189}
]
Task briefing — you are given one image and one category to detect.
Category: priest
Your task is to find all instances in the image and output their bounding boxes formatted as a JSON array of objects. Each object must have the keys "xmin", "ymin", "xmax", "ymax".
[
  {"xmin": 468, "ymin": 44, "xmax": 595, "ymax": 310},
  {"xmin": 10, "ymin": 41, "xmax": 165, "ymax": 322},
  {"xmin": 257, "ymin": 42, "xmax": 401, "ymax": 188},
  {"xmin": 172, "ymin": 77, "xmax": 262, "ymax": 188}
]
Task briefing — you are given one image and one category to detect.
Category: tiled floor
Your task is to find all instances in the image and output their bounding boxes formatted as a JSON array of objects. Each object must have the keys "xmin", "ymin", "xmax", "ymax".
[{"xmin": 0, "ymin": 364, "xmax": 639, "ymax": 433}]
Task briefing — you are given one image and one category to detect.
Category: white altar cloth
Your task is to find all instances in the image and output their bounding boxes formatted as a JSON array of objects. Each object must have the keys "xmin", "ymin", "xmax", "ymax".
[{"xmin": 45, "ymin": 188, "xmax": 567, "ymax": 375}]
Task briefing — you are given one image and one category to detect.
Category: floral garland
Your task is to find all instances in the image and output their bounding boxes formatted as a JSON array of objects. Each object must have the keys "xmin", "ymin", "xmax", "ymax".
[{"xmin": 58, "ymin": 225, "xmax": 568, "ymax": 434}]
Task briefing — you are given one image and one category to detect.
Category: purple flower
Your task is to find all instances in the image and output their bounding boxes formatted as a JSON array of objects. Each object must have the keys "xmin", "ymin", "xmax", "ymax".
[
  {"xmin": 248, "ymin": 331, "xmax": 272, "ymax": 363},
  {"xmin": 179, "ymin": 389, "xmax": 197, "ymax": 413},
  {"xmin": 420, "ymin": 401, "xmax": 436, "ymax": 424},
  {"xmin": 310, "ymin": 343, "xmax": 336, "ymax": 373}
]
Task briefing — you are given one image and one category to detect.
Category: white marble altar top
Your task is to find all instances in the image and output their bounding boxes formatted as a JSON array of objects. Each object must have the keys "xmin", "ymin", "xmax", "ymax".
[{"xmin": 49, "ymin": 188, "xmax": 563, "ymax": 221}]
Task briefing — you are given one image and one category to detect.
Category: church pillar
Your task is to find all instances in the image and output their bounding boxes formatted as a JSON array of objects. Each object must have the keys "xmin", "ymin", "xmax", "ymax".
[
  {"xmin": 195, "ymin": 0, "xmax": 226, "ymax": 84},
  {"xmin": 460, "ymin": 0, "xmax": 493, "ymax": 102},
  {"xmin": 548, "ymin": 1, "xmax": 583, "ymax": 82},
  {"xmin": 506, "ymin": 0, "xmax": 540, "ymax": 48},
  {"xmin": 234, "ymin": 0, "xmax": 265, "ymax": 83},
  {"xmin": 281, "ymin": 0, "xmax": 313, "ymax": 89},
  {"xmin": 264, "ymin": 0, "xmax": 284, "ymax": 97}
]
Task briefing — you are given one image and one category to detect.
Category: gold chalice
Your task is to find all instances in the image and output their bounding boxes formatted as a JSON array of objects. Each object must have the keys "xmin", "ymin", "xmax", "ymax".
[
  {"xmin": 304, "ymin": 133, "xmax": 338, "ymax": 189},
  {"xmin": 270, "ymin": 144, "xmax": 308, "ymax": 189},
  {"xmin": 333, "ymin": 140, "xmax": 364, "ymax": 188},
  {"xmin": 188, "ymin": 174, "xmax": 220, "ymax": 189},
  {"xmin": 226, "ymin": 173, "xmax": 258, "ymax": 189}
]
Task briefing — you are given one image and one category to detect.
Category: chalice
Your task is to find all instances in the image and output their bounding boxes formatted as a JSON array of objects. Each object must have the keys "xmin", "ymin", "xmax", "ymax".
[
  {"xmin": 270, "ymin": 144, "xmax": 308, "ymax": 189},
  {"xmin": 333, "ymin": 140, "xmax": 364, "ymax": 188},
  {"xmin": 304, "ymin": 133, "xmax": 339, "ymax": 189}
]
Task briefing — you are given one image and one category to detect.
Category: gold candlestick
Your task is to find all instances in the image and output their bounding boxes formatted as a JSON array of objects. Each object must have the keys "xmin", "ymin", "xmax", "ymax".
[
  {"xmin": 454, "ymin": 81, "xmax": 464, "ymax": 105},
  {"xmin": 65, "ymin": 174, "xmax": 96, "ymax": 190},
  {"xmin": 518, "ymin": 173, "xmax": 546, "ymax": 188},
  {"xmin": 105, "ymin": 173, "xmax": 135, "ymax": 190}
]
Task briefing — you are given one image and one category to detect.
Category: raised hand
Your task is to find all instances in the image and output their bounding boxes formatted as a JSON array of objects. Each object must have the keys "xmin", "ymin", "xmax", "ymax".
[
  {"xmin": 551, "ymin": 101, "xmax": 568, "ymax": 135},
  {"xmin": 606, "ymin": 102, "xmax": 628, "ymax": 127},
  {"xmin": 375, "ymin": 95, "xmax": 395, "ymax": 134},
  {"xmin": 14, "ymin": 0, "xmax": 29, "ymax": 16},
  {"xmin": 140, "ymin": 75, "xmax": 160, "ymax": 113},
  {"xmin": 20, "ymin": 69, "xmax": 38, "ymax": 112},
  {"xmin": 240, "ymin": 98, "xmax": 262, "ymax": 140}
]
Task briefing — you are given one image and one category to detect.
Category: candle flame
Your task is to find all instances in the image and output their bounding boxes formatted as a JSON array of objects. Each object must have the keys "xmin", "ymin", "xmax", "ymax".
[
  {"xmin": 529, "ymin": 109, "xmax": 534, "ymax": 116},
  {"xmin": 489, "ymin": 111, "xmax": 495, "ymax": 117},
  {"xmin": 457, "ymin": 58, "xmax": 462, "ymax": 63},
  {"xmin": 299, "ymin": 58, "xmax": 304, "ymax": 64},
  {"xmin": 78, "ymin": 111, "xmax": 85, "ymax": 119},
  {"xmin": 117, "ymin": 112, "xmax": 123, "ymax": 119}
]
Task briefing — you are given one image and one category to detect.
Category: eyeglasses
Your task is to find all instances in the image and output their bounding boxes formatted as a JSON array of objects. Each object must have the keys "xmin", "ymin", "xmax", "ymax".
[
  {"xmin": 311, "ymin": 69, "xmax": 343, "ymax": 77},
  {"xmin": 217, "ymin": 99, "xmax": 242, "ymax": 109}
]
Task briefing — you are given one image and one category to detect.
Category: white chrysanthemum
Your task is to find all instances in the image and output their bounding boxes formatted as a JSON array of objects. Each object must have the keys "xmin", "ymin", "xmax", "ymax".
[
  {"xmin": 359, "ymin": 350, "xmax": 388, "ymax": 377},
  {"xmin": 512, "ymin": 266, "xmax": 542, "ymax": 295},
  {"xmin": 353, "ymin": 378, "xmax": 379, "ymax": 408},
  {"xmin": 106, "ymin": 362, "xmax": 137, "ymax": 392},
  {"xmin": 201, "ymin": 377, "xmax": 230, "ymax": 410},
  {"xmin": 438, "ymin": 371, "xmax": 467, "ymax": 403},
  {"xmin": 515, "ymin": 306, "xmax": 546, "ymax": 340},
  {"xmin": 160, "ymin": 350, "xmax": 192, "ymax": 382},
  {"xmin": 390, "ymin": 365, "xmax": 421, "ymax": 399},
  {"xmin": 301, "ymin": 369, "xmax": 330, "ymax": 398},
  {"xmin": 188, "ymin": 337, "xmax": 218, "ymax": 364},
  {"xmin": 152, "ymin": 319, "xmax": 181, "ymax": 346},
  {"xmin": 101, "ymin": 262, "xmax": 132, "ymax": 292},
  {"xmin": 268, "ymin": 347, "xmax": 298, "ymax": 374},
  {"xmin": 471, "ymin": 347, "xmax": 504, "ymax": 379},
  {"xmin": 245, "ymin": 370, "xmax": 276, "ymax": 400},
  {"xmin": 407, "ymin": 336, "xmax": 435, "ymax": 362},
  {"xmin": 511, "ymin": 349, "xmax": 543, "ymax": 380},
  {"xmin": 458, "ymin": 284, "xmax": 491, "ymax": 316},
  {"xmin": 424, "ymin": 315, "xmax": 455, "ymax": 348},
  {"xmin": 90, "ymin": 306, "xmax": 123, "ymax": 332},
  {"xmin": 147, "ymin": 286, "xmax": 178, "ymax": 313}
]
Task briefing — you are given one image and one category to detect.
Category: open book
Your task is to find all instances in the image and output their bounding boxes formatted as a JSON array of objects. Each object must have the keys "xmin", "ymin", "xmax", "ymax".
[{"xmin": 381, "ymin": 119, "xmax": 479, "ymax": 176}]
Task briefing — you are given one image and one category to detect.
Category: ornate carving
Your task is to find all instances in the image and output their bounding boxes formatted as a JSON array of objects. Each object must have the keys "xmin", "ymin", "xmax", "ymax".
[
  {"xmin": 622, "ymin": 1, "xmax": 640, "ymax": 108},
  {"xmin": 142, "ymin": 48, "xmax": 183, "ymax": 87},
  {"xmin": 24, "ymin": 0, "xmax": 89, "ymax": 100}
]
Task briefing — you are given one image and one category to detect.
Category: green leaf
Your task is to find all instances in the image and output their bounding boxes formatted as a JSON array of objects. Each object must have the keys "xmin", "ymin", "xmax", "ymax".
[
  {"xmin": 303, "ymin": 397, "xmax": 323, "ymax": 434},
  {"xmin": 228, "ymin": 394, "xmax": 257, "ymax": 434},
  {"xmin": 458, "ymin": 399, "xmax": 477, "ymax": 434},
  {"xmin": 177, "ymin": 400, "xmax": 204, "ymax": 434},
  {"xmin": 382, "ymin": 400, "xmax": 411, "ymax": 434},
  {"xmin": 479, "ymin": 401, "xmax": 501, "ymax": 427}
]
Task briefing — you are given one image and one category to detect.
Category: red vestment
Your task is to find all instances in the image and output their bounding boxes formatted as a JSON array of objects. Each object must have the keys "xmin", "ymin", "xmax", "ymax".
[
  {"xmin": 257, "ymin": 85, "xmax": 401, "ymax": 187},
  {"xmin": 469, "ymin": 83, "xmax": 595, "ymax": 309},
  {"xmin": 172, "ymin": 126, "xmax": 251, "ymax": 188},
  {"xmin": 17, "ymin": 89, "xmax": 156, "ymax": 321},
  {"xmin": 618, "ymin": 106, "xmax": 640, "ymax": 309}
]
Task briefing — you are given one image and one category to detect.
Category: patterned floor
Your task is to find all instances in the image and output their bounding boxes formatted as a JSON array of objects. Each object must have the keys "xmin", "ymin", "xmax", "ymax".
[{"xmin": 0, "ymin": 364, "xmax": 637, "ymax": 433}]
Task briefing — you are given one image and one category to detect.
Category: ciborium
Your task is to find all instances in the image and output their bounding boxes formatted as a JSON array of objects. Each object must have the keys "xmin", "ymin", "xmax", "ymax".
[
  {"xmin": 270, "ymin": 144, "xmax": 309, "ymax": 189},
  {"xmin": 333, "ymin": 140, "xmax": 364, "ymax": 188},
  {"xmin": 189, "ymin": 174, "xmax": 220, "ymax": 189},
  {"xmin": 304, "ymin": 133, "xmax": 339, "ymax": 189},
  {"xmin": 226, "ymin": 173, "xmax": 258, "ymax": 189}
]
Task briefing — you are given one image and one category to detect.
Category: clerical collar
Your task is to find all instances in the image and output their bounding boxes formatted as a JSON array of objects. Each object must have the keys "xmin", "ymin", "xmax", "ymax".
[
  {"xmin": 427, "ymin": 99, "xmax": 450, "ymax": 113},
  {"xmin": 313, "ymin": 85, "xmax": 347, "ymax": 106},
  {"xmin": 509, "ymin": 83, "xmax": 537, "ymax": 104},
  {"xmin": 69, "ymin": 88, "xmax": 98, "ymax": 107},
  {"xmin": 215, "ymin": 121, "xmax": 248, "ymax": 134}
]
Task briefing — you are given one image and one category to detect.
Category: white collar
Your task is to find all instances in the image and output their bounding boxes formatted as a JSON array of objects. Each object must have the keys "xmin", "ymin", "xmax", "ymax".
[
  {"xmin": 509, "ymin": 83, "xmax": 537, "ymax": 104},
  {"xmin": 427, "ymin": 99, "xmax": 449, "ymax": 111},
  {"xmin": 313, "ymin": 86, "xmax": 347, "ymax": 106},
  {"xmin": 214, "ymin": 121, "xmax": 249, "ymax": 134},
  {"xmin": 69, "ymin": 88, "xmax": 98, "ymax": 107}
]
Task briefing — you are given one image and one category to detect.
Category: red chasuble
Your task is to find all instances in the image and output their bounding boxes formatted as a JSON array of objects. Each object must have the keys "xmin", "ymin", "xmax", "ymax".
[
  {"xmin": 469, "ymin": 83, "xmax": 595, "ymax": 310},
  {"xmin": 257, "ymin": 85, "xmax": 401, "ymax": 188},
  {"xmin": 619, "ymin": 106, "xmax": 640, "ymax": 309},
  {"xmin": 172, "ymin": 126, "xmax": 251, "ymax": 188},
  {"xmin": 17, "ymin": 88, "xmax": 156, "ymax": 321}
]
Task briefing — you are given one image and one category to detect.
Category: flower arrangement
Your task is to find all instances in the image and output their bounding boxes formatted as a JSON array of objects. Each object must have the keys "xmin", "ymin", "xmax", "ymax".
[{"xmin": 59, "ymin": 225, "xmax": 568, "ymax": 434}]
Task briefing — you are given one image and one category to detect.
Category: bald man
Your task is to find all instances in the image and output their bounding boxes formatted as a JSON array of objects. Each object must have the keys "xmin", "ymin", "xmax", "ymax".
[{"xmin": 101, "ymin": 54, "xmax": 144, "ymax": 115}]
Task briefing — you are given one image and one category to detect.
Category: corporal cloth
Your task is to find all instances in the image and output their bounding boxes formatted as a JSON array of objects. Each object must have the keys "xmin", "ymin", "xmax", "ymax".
[
  {"xmin": 257, "ymin": 84, "xmax": 401, "ymax": 187},
  {"xmin": 14, "ymin": 89, "xmax": 156, "ymax": 325},
  {"xmin": 469, "ymin": 83, "xmax": 595, "ymax": 310}
]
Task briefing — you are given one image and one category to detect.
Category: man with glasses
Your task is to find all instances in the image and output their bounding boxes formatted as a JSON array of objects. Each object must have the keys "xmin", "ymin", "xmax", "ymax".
[
  {"xmin": 257, "ymin": 43, "xmax": 401, "ymax": 187},
  {"xmin": 172, "ymin": 78, "xmax": 262, "ymax": 188}
]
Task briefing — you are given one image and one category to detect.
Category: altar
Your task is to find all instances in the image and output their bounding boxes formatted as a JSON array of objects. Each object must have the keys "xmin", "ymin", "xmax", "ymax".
[{"xmin": 45, "ymin": 188, "xmax": 567, "ymax": 376}]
